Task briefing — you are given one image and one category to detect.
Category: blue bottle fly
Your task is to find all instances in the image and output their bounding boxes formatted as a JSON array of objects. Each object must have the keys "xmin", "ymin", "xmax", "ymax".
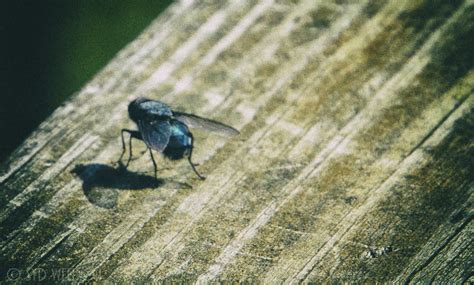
[{"xmin": 119, "ymin": 97, "xmax": 239, "ymax": 180}]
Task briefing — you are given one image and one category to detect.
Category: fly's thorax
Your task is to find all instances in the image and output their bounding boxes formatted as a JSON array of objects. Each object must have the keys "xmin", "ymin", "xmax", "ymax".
[{"xmin": 128, "ymin": 97, "xmax": 173, "ymax": 123}]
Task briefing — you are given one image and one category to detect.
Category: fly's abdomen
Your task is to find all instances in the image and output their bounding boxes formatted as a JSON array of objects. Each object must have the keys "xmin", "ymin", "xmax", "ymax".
[{"xmin": 163, "ymin": 120, "xmax": 192, "ymax": 160}]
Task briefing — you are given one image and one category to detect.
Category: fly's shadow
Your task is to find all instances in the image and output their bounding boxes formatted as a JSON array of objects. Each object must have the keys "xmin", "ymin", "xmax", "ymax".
[{"xmin": 72, "ymin": 163, "xmax": 191, "ymax": 209}]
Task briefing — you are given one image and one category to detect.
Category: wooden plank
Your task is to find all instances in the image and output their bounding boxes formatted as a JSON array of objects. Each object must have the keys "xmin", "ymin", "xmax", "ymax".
[{"xmin": 0, "ymin": 0, "xmax": 472, "ymax": 283}]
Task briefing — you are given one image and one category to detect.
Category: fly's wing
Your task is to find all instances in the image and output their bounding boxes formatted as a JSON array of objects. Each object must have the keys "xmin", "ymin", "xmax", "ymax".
[
  {"xmin": 173, "ymin": 112, "xmax": 239, "ymax": 137},
  {"xmin": 138, "ymin": 119, "xmax": 171, "ymax": 152}
]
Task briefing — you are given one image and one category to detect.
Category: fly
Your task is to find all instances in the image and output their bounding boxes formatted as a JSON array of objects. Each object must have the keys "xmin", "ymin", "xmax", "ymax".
[{"xmin": 118, "ymin": 97, "xmax": 239, "ymax": 180}]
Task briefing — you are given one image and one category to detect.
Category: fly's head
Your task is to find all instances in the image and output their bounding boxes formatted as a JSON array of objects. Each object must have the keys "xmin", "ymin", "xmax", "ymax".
[{"xmin": 128, "ymin": 97, "xmax": 149, "ymax": 123}]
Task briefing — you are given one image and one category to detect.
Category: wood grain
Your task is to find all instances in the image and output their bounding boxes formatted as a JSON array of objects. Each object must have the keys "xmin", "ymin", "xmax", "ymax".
[{"xmin": 1, "ymin": 0, "xmax": 472, "ymax": 283}]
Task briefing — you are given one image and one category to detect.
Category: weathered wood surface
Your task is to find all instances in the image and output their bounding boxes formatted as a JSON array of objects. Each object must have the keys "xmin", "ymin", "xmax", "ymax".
[{"xmin": 1, "ymin": 0, "xmax": 473, "ymax": 283}]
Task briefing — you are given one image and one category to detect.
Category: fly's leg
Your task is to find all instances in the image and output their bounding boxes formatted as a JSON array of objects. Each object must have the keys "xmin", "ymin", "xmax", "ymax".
[
  {"xmin": 149, "ymin": 148, "xmax": 158, "ymax": 178},
  {"xmin": 187, "ymin": 133, "xmax": 206, "ymax": 180},
  {"xmin": 188, "ymin": 155, "xmax": 205, "ymax": 180},
  {"xmin": 119, "ymin": 129, "xmax": 142, "ymax": 167}
]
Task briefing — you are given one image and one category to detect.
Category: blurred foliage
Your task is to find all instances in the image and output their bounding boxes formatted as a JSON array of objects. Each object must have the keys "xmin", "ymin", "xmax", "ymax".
[{"xmin": 1, "ymin": 0, "xmax": 173, "ymax": 162}]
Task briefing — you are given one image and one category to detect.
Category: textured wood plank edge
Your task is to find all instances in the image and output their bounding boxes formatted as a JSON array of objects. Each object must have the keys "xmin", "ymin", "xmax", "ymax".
[{"xmin": 0, "ymin": 0, "xmax": 473, "ymax": 283}]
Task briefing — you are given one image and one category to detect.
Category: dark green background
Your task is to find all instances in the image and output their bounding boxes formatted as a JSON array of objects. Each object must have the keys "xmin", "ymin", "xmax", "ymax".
[{"xmin": 1, "ymin": 1, "xmax": 173, "ymax": 163}]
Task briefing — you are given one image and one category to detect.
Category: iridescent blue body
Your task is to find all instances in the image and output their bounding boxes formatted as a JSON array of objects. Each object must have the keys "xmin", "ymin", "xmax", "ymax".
[
  {"xmin": 120, "ymin": 97, "xmax": 239, "ymax": 180},
  {"xmin": 163, "ymin": 120, "xmax": 192, "ymax": 160}
]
